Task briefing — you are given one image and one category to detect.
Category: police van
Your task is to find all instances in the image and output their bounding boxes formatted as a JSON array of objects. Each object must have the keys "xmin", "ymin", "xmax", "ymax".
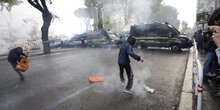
[{"xmin": 130, "ymin": 22, "xmax": 193, "ymax": 51}]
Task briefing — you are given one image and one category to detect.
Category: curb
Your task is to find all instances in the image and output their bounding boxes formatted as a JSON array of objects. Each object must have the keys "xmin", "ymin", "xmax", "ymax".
[
  {"xmin": 0, "ymin": 48, "xmax": 75, "ymax": 61},
  {"xmin": 178, "ymin": 48, "xmax": 193, "ymax": 110}
]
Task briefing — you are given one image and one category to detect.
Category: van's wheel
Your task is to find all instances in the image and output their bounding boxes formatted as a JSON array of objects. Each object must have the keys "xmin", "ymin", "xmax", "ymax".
[
  {"xmin": 137, "ymin": 45, "xmax": 142, "ymax": 49},
  {"xmin": 171, "ymin": 45, "xmax": 181, "ymax": 52}
]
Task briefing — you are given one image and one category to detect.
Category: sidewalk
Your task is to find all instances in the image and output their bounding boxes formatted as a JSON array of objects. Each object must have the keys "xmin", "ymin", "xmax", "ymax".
[
  {"xmin": 0, "ymin": 48, "xmax": 76, "ymax": 61},
  {"xmin": 179, "ymin": 48, "xmax": 193, "ymax": 110},
  {"xmin": 199, "ymin": 53, "xmax": 220, "ymax": 110},
  {"xmin": 178, "ymin": 48, "xmax": 220, "ymax": 110}
]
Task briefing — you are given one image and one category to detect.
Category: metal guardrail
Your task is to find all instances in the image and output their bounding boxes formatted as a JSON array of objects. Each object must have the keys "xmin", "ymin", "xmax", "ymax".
[{"xmin": 193, "ymin": 40, "xmax": 203, "ymax": 110}]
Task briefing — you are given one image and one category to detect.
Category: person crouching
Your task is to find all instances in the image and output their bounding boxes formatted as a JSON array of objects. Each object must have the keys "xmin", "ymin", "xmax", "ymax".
[{"xmin": 8, "ymin": 47, "xmax": 27, "ymax": 81}]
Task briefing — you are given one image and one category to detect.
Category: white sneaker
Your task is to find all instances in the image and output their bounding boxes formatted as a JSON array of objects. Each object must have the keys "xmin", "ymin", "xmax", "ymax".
[
  {"xmin": 144, "ymin": 86, "xmax": 155, "ymax": 94},
  {"xmin": 120, "ymin": 82, "xmax": 125, "ymax": 91},
  {"xmin": 123, "ymin": 89, "xmax": 133, "ymax": 95}
]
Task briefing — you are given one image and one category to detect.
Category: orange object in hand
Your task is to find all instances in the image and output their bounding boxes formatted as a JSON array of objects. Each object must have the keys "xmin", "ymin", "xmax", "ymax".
[
  {"xmin": 16, "ymin": 57, "xmax": 29, "ymax": 72},
  {"xmin": 88, "ymin": 76, "xmax": 104, "ymax": 83}
]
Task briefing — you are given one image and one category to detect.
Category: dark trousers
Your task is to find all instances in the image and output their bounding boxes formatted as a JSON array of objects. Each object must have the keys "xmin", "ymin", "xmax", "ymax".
[
  {"xmin": 119, "ymin": 63, "xmax": 133, "ymax": 90},
  {"xmin": 8, "ymin": 59, "xmax": 24, "ymax": 79},
  {"xmin": 203, "ymin": 52, "xmax": 215, "ymax": 76}
]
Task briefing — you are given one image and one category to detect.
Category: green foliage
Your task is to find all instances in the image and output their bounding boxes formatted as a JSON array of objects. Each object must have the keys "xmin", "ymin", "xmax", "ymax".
[
  {"xmin": 0, "ymin": 0, "xmax": 21, "ymax": 5},
  {"xmin": 103, "ymin": 18, "xmax": 113, "ymax": 29},
  {"xmin": 83, "ymin": 0, "xmax": 119, "ymax": 30},
  {"xmin": 85, "ymin": 0, "xmax": 99, "ymax": 7},
  {"xmin": 81, "ymin": 0, "xmax": 180, "ymax": 31},
  {"xmin": 0, "ymin": 0, "xmax": 22, "ymax": 11},
  {"xmin": 93, "ymin": 17, "xmax": 113, "ymax": 30},
  {"xmin": 151, "ymin": 5, "xmax": 180, "ymax": 28}
]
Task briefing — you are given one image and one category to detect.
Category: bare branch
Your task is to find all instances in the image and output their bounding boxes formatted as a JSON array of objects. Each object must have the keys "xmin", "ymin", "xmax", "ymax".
[
  {"xmin": 40, "ymin": 0, "xmax": 49, "ymax": 12},
  {"xmin": 27, "ymin": 0, "xmax": 43, "ymax": 12},
  {"xmin": 34, "ymin": 0, "xmax": 43, "ymax": 10}
]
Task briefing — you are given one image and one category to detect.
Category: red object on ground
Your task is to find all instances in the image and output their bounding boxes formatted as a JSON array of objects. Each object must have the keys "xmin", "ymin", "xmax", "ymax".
[{"xmin": 88, "ymin": 76, "xmax": 104, "ymax": 83}]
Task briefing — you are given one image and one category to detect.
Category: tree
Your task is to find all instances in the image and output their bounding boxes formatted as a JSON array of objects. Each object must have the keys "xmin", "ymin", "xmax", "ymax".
[
  {"xmin": 81, "ymin": 0, "xmax": 180, "ymax": 32},
  {"xmin": 151, "ymin": 5, "xmax": 180, "ymax": 28},
  {"xmin": 181, "ymin": 21, "xmax": 188, "ymax": 33},
  {"xmin": 84, "ymin": 0, "xmax": 105, "ymax": 31},
  {"xmin": 75, "ymin": 7, "xmax": 96, "ymax": 32},
  {"xmin": 181, "ymin": 21, "xmax": 192, "ymax": 34},
  {"xmin": 0, "ymin": 0, "xmax": 21, "ymax": 11},
  {"xmin": 85, "ymin": 0, "xmax": 99, "ymax": 7},
  {"xmin": 27, "ymin": 0, "xmax": 52, "ymax": 54},
  {"xmin": 121, "ymin": 0, "xmax": 129, "ymax": 25}
]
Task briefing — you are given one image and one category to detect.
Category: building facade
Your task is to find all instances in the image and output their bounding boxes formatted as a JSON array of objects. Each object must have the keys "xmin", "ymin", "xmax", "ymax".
[{"xmin": 196, "ymin": 0, "xmax": 220, "ymax": 31}]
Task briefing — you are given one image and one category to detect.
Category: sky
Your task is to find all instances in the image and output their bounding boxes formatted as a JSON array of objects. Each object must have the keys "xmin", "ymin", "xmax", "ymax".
[
  {"xmin": 49, "ymin": 0, "xmax": 86, "ymax": 36},
  {"xmin": 163, "ymin": 0, "xmax": 197, "ymax": 28}
]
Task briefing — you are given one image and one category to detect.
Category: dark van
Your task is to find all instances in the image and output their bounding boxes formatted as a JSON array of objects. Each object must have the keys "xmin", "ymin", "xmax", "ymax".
[{"xmin": 130, "ymin": 22, "xmax": 193, "ymax": 51}]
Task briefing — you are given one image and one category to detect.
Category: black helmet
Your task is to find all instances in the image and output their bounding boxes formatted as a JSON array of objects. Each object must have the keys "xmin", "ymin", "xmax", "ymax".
[
  {"xmin": 208, "ymin": 7, "xmax": 220, "ymax": 26},
  {"xmin": 127, "ymin": 37, "xmax": 136, "ymax": 46}
]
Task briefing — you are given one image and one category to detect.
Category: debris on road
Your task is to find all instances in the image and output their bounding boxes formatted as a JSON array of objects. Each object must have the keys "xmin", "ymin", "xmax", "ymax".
[
  {"xmin": 88, "ymin": 76, "xmax": 104, "ymax": 83},
  {"xmin": 144, "ymin": 86, "xmax": 155, "ymax": 94}
]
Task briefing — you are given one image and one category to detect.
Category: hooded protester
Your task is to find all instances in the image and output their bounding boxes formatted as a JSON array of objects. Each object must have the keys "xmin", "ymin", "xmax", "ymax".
[
  {"xmin": 118, "ymin": 36, "xmax": 144, "ymax": 94},
  {"xmin": 8, "ymin": 47, "xmax": 27, "ymax": 81},
  {"xmin": 195, "ymin": 30, "xmax": 203, "ymax": 50}
]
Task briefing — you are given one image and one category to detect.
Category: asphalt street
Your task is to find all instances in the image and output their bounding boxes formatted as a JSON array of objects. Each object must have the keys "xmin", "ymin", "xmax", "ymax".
[{"xmin": 0, "ymin": 48, "xmax": 189, "ymax": 110}]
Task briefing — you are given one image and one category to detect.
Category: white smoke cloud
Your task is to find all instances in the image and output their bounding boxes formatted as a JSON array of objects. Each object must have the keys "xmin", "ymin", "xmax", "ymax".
[
  {"xmin": 128, "ymin": 0, "xmax": 153, "ymax": 24},
  {"xmin": 0, "ymin": 0, "xmax": 86, "ymax": 54},
  {"xmin": 0, "ymin": 8, "xmax": 41, "ymax": 54},
  {"xmin": 100, "ymin": 0, "xmax": 154, "ymax": 32}
]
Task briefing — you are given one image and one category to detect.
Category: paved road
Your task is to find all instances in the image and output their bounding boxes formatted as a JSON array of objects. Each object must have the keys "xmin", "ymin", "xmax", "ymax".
[{"xmin": 0, "ymin": 48, "xmax": 189, "ymax": 110}]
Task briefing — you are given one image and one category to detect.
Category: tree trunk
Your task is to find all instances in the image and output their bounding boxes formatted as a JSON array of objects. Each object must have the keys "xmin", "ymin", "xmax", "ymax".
[
  {"xmin": 97, "ymin": 6, "xmax": 103, "ymax": 30},
  {"xmin": 123, "ymin": 0, "xmax": 129, "ymax": 25},
  {"xmin": 41, "ymin": 11, "xmax": 52, "ymax": 54}
]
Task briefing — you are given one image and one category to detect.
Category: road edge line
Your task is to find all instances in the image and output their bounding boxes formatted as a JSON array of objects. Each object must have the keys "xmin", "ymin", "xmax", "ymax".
[
  {"xmin": 41, "ymin": 84, "xmax": 97, "ymax": 110},
  {"xmin": 178, "ymin": 48, "xmax": 193, "ymax": 110}
]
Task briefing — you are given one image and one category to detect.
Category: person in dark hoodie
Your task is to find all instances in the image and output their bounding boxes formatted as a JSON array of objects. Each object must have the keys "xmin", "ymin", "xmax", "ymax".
[
  {"xmin": 206, "ymin": 7, "xmax": 220, "ymax": 96},
  {"xmin": 8, "ymin": 47, "xmax": 27, "ymax": 81},
  {"xmin": 118, "ymin": 36, "xmax": 144, "ymax": 94}
]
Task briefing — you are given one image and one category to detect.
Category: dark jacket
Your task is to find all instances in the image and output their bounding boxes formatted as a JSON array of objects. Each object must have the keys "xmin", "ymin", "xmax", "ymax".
[
  {"xmin": 203, "ymin": 37, "xmax": 217, "ymax": 53},
  {"xmin": 118, "ymin": 42, "xmax": 141, "ymax": 65},
  {"xmin": 195, "ymin": 33, "xmax": 203, "ymax": 44},
  {"xmin": 8, "ymin": 47, "xmax": 26, "ymax": 62}
]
